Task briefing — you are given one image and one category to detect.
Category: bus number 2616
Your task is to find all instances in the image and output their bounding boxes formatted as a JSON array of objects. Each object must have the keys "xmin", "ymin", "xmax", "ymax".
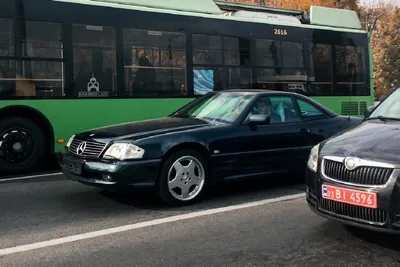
[{"xmin": 274, "ymin": 29, "xmax": 288, "ymax": 35}]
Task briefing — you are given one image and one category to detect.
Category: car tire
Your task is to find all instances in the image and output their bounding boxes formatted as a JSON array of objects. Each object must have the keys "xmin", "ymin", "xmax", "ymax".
[
  {"xmin": 157, "ymin": 149, "xmax": 209, "ymax": 206},
  {"xmin": 0, "ymin": 117, "xmax": 47, "ymax": 174}
]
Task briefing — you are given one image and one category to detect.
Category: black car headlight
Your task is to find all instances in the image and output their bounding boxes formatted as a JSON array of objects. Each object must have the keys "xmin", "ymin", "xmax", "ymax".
[
  {"xmin": 66, "ymin": 134, "xmax": 75, "ymax": 148},
  {"xmin": 103, "ymin": 143, "xmax": 145, "ymax": 160}
]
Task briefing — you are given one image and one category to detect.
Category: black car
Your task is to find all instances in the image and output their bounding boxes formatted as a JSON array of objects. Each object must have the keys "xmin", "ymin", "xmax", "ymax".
[
  {"xmin": 306, "ymin": 87, "xmax": 400, "ymax": 233},
  {"xmin": 59, "ymin": 90, "xmax": 361, "ymax": 206}
]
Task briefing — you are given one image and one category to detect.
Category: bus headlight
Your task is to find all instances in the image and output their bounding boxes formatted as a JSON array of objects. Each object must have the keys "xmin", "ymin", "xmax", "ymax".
[
  {"xmin": 103, "ymin": 143, "xmax": 145, "ymax": 160},
  {"xmin": 66, "ymin": 135, "xmax": 75, "ymax": 148},
  {"xmin": 307, "ymin": 143, "xmax": 320, "ymax": 173}
]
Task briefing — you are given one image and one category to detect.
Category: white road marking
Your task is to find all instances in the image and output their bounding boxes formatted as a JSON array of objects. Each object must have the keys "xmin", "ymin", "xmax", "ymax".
[
  {"xmin": 0, "ymin": 192, "xmax": 305, "ymax": 256},
  {"xmin": 0, "ymin": 172, "xmax": 63, "ymax": 182}
]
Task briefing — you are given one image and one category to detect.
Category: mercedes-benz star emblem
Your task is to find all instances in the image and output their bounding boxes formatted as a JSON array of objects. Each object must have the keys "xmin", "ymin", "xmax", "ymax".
[
  {"xmin": 344, "ymin": 157, "xmax": 357, "ymax": 171},
  {"xmin": 76, "ymin": 141, "xmax": 87, "ymax": 155}
]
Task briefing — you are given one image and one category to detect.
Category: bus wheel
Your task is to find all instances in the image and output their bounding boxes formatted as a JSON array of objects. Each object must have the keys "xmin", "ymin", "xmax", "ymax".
[{"xmin": 0, "ymin": 117, "xmax": 47, "ymax": 174}]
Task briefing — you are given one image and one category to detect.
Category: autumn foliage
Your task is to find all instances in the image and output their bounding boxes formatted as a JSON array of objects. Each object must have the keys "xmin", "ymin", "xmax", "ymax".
[{"xmin": 225, "ymin": 0, "xmax": 400, "ymax": 99}]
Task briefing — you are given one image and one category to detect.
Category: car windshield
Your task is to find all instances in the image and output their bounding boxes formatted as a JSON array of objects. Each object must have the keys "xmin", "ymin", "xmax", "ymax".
[
  {"xmin": 369, "ymin": 88, "xmax": 400, "ymax": 120},
  {"xmin": 173, "ymin": 93, "xmax": 256, "ymax": 124}
]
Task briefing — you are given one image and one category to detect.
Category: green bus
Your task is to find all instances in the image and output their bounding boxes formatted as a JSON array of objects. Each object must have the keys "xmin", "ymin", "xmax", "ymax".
[{"xmin": 0, "ymin": 0, "xmax": 374, "ymax": 175}]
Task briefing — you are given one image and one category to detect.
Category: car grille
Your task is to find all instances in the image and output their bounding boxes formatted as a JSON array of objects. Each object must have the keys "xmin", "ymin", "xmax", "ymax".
[
  {"xmin": 318, "ymin": 197, "xmax": 387, "ymax": 224},
  {"xmin": 323, "ymin": 159, "xmax": 393, "ymax": 186},
  {"xmin": 68, "ymin": 138, "xmax": 106, "ymax": 159}
]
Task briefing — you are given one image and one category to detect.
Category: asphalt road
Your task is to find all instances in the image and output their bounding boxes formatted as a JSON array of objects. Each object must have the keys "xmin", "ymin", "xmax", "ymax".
[{"xmin": 1, "ymin": 174, "xmax": 400, "ymax": 267}]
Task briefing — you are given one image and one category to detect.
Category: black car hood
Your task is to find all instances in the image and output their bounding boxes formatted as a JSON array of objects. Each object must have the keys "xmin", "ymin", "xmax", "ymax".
[
  {"xmin": 321, "ymin": 121, "xmax": 400, "ymax": 164},
  {"xmin": 77, "ymin": 117, "xmax": 210, "ymax": 140}
]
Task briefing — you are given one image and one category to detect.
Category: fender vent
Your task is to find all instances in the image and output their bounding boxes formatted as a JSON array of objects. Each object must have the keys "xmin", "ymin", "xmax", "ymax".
[
  {"xmin": 359, "ymin": 102, "xmax": 367, "ymax": 115},
  {"xmin": 341, "ymin": 102, "xmax": 358, "ymax": 116}
]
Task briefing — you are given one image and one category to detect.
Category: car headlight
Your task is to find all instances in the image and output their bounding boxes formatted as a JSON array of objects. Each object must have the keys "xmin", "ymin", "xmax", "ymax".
[
  {"xmin": 307, "ymin": 143, "xmax": 320, "ymax": 173},
  {"xmin": 66, "ymin": 135, "xmax": 75, "ymax": 148},
  {"xmin": 103, "ymin": 143, "xmax": 145, "ymax": 160}
]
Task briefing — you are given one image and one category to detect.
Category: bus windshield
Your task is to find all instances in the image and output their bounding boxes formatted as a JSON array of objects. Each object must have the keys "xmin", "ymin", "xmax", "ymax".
[
  {"xmin": 172, "ymin": 93, "xmax": 256, "ymax": 124},
  {"xmin": 369, "ymin": 88, "xmax": 400, "ymax": 120}
]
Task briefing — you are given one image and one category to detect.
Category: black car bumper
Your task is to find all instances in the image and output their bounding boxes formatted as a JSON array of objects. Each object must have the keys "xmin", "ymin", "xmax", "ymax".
[
  {"xmin": 58, "ymin": 151, "xmax": 162, "ymax": 189},
  {"xmin": 305, "ymin": 167, "xmax": 400, "ymax": 234}
]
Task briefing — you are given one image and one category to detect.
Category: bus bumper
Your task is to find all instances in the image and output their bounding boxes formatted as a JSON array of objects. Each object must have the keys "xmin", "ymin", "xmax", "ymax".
[{"xmin": 57, "ymin": 151, "xmax": 161, "ymax": 190}]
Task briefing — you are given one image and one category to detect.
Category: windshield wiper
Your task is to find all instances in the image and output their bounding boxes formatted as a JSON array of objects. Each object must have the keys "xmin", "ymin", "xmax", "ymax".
[
  {"xmin": 170, "ymin": 114, "xmax": 189, "ymax": 118},
  {"xmin": 173, "ymin": 115, "xmax": 212, "ymax": 123},
  {"xmin": 365, "ymin": 116, "xmax": 400, "ymax": 122},
  {"xmin": 202, "ymin": 116, "xmax": 230, "ymax": 124}
]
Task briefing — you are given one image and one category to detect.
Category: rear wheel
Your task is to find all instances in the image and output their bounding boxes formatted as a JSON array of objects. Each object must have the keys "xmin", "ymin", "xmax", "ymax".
[
  {"xmin": 0, "ymin": 117, "xmax": 47, "ymax": 174},
  {"xmin": 157, "ymin": 149, "xmax": 208, "ymax": 206}
]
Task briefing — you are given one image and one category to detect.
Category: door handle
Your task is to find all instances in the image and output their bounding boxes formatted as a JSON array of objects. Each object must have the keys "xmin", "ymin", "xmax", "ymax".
[{"xmin": 300, "ymin": 128, "xmax": 310, "ymax": 133}]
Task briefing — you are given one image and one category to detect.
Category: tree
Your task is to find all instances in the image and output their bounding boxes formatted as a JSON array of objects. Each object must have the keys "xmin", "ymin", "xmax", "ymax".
[
  {"xmin": 221, "ymin": 0, "xmax": 267, "ymax": 5},
  {"xmin": 357, "ymin": 0, "xmax": 396, "ymax": 97},
  {"xmin": 262, "ymin": 0, "xmax": 359, "ymax": 11},
  {"xmin": 334, "ymin": 0, "xmax": 360, "ymax": 12},
  {"xmin": 221, "ymin": 0, "xmax": 359, "ymax": 11},
  {"xmin": 359, "ymin": 0, "xmax": 392, "ymax": 33},
  {"xmin": 374, "ymin": 6, "xmax": 400, "ymax": 95}
]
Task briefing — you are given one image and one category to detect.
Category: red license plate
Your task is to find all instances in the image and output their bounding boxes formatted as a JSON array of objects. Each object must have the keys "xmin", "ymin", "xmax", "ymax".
[{"xmin": 321, "ymin": 184, "xmax": 377, "ymax": 209}]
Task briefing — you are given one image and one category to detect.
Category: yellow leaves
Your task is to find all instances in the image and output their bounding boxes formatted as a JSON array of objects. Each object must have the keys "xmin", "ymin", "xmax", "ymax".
[{"xmin": 273, "ymin": 0, "xmax": 334, "ymax": 11}]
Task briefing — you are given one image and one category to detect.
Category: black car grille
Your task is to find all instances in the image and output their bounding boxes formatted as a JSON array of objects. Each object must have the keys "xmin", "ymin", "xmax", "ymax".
[
  {"xmin": 323, "ymin": 159, "xmax": 393, "ymax": 186},
  {"xmin": 318, "ymin": 197, "xmax": 387, "ymax": 224},
  {"xmin": 68, "ymin": 138, "xmax": 106, "ymax": 158}
]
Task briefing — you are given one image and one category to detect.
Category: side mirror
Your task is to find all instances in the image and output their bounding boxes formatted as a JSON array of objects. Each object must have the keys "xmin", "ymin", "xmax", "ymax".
[
  {"xmin": 248, "ymin": 114, "xmax": 270, "ymax": 125},
  {"xmin": 364, "ymin": 105, "xmax": 375, "ymax": 118}
]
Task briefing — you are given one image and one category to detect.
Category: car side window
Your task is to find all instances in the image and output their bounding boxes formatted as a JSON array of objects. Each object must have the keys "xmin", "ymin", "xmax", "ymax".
[
  {"xmin": 296, "ymin": 99, "xmax": 326, "ymax": 120},
  {"xmin": 247, "ymin": 96, "xmax": 301, "ymax": 124}
]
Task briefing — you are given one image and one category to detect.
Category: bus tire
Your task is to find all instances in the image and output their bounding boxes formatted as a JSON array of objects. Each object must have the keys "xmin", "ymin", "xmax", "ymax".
[{"xmin": 0, "ymin": 116, "xmax": 47, "ymax": 174}]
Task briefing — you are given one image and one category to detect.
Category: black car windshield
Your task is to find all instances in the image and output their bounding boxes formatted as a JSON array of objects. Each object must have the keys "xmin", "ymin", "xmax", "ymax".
[
  {"xmin": 172, "ymin": 93, "xmax": 256, "ymax": 124},
  {"xmin": 369, "ymin": 88, "xmax": 400, "ymax": 120}
]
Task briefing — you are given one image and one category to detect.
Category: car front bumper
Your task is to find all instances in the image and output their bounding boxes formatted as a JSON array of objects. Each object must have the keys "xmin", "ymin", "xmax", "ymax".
[
  {"xmin": 57, "ymin": 151, "xmax": 162, "ymax": 189},
  {"xmin": 305, "ymin": 166, "xmax": 400, "ymax": 234}
]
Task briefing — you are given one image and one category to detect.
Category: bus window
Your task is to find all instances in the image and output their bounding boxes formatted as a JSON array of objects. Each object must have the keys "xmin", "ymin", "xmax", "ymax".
[
  {"xmin": 256, "ymin": 39, "xmax": 306, "ymax": 93},
  {"xmin": 335, "ymin": 45, "xmax": 368, "ymax": 96},
  {"xmin": 22, "ymin": 21, "xmax": 63, "ymax": 59},
  {"xmin": 193, "ymin": 34, "xmax": 222, "ymax": 65},
  {"xmin": 223, "ymin": 36, "xmax": 251, "ymax": 67},
  {"xmin": 309, "ymin": 43, "xmax": 333, "ymax": 96},
  {"xmin": 0, "ymin": 18, "xmax": 14, "ymax": 98},
  {"xmin": 192, "ymin": 34, "xmax": 252, "ymax": 95},
  {"xmin": 256, "ymin": 39, "xmax": 280, "ymax": 91},
  {"xmin": 0, "ymin": 19, "xmax": 64, "ymax": 98},
  {"xmin": 72, "ymin": 24, "xmax": 116, "ymax": 98},
  {"xmin": 193, "ymin": 68, "xmax": 218, "ymax": 95},
  {"xmin": 0, "ymin": 18, "xmax": 14, "ymax": 57},
  {"xmin": 224, "ymin": 67, "xmax": 252, "ymax": 89},
  {"xmin": 193, "ymin": 66, "xmax": 252, "ymax": 95},
  {"xmin": 281, "ymin": 41, "xmax": 306, "ymax": 94},
  {"xmin": 123, "ymin": 29, "xmax": 186, "ymax": 97},
  {"xmin": 282, "ymin": 41, "xmax": 304, "ymax": 68},
  {"xmin": 256, "ymin": 39, "xmax": 280, "ymax": 68}
]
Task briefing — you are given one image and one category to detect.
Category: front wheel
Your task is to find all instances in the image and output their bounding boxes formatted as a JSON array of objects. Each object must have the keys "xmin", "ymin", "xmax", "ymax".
[
  {"xmin": 157, "ymin": 149, "xmax": 208, "ymax": 206},
  {"xmin": 0, "ymin": 117, "xmax": 47, "ymax": 174}
]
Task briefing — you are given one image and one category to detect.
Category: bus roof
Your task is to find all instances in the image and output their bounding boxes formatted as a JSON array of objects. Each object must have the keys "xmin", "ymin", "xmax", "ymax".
[
  {"xmin": 52, "ymin": 0, "xmax": 365, "ymax": 33},
  {"xmin": 78, "ymin": 0, "xmax": 223, "ymax": 15}
]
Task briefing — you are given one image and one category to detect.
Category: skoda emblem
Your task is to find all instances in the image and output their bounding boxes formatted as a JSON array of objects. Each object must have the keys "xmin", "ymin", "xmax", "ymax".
[
  {"xmin": 76, "ymin": 141, "xmax": 87, "ymax": 155},
  {"xmin": 344, "ymin": 157, "xmax": 357, "ymax": 171}
]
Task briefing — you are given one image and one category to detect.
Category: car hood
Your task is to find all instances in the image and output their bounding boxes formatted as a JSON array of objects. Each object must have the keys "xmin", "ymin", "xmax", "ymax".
[
  {"xmin": 320, "ymin": 121, "xmax": 400, "ymax": 165},
  {"xmin": 77, "ymin": 117, "xmax": 211, "ymax": 140}
]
